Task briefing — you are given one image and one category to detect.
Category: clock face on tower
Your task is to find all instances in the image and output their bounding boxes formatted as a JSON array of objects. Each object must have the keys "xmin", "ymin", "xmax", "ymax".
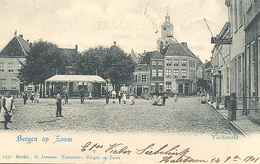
[
  {"xmin": 166, "ymin": 17, "xmax": 170, "ymax": 23},
  {"xmin": 163, "ymin": 27, "xmax": 167, "ymax": 31}
]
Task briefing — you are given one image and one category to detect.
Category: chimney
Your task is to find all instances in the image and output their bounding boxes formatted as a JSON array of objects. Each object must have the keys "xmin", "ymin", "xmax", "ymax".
[
  {"xmin": 19, "ymin": 35, "xmax": 23, "ymax": 39},
  {"xmin": 75, "ymin": 45, "xmax": 78, "ymax": 51},
  {"xmin": 144, "ymin": 50, "xmax": 146, "ymax": 54},
  {"xmin": 181, "ymin": 42, "xmax": 187, "ymax": 47},
  {"xmin": 113, "ymin": 41, "xmax": 116, "ymax": 45},
  {"xmin": 205, "ymin": 59, "xmax": 208, "ymax": 63},
  {"xmin": 27, "ymin": 39, "xmax": 29, "ymax": 42}
]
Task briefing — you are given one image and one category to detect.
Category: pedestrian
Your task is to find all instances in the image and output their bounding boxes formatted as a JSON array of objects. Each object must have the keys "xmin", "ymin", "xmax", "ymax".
[
  {"xmin": 0, "ymin": 91, "xmax": 15, "ymax": 129},
  {"xmin": 173, "ymin": 94, "xmax": 178, "ymax": 102},
  {"xmin": 22, "ymin": 91, "xmax": 27, "ymax": 105},
  {"xmin": 118, "ymin": 91, "xmax": 122, "ymax": 104},
  {"xmin": 34, "ymin": 91, "xmax": 39, "ymax": 103},
  {"xmin": 30, "ymin": 91, "xmax": 35, "ymax": 103},
  {"xmin": 56, "ymin": 91, "xmax": 63, "ymax": 117},
  {"xmin": 64, "ymin": 89, "xmax": 68, "ymax": 104},
  {"xmin": 89, "ymin": 92, "xmax": 92, "ymax": 100},
  {"xmin": 80, "ymin": 89, "xmax": 84, "ymax": 103},
  {"xmin": 162, "ymin": 93, "xmax": 168, "ymax": 106},
  {"xmin": 129, "ymin": 94, "xmax": 135, "ymax": 105},
  {"xmin": 122, "ymin": 93, "xmax": 127, "ymax": 104},
  {"xmin": 106, "ymin": 91, "xmax": 110, "ymax": 104},
  {"xmin": 157, "ymin": 95, "xmax": 163, "ymax": 106},
  {"xmin": 112, "ymin": 90, "xmax": 116, "ymax": 104},
  {"xmin": 152, "ymin": 94, "xmax": 158, "ymax": 105}
]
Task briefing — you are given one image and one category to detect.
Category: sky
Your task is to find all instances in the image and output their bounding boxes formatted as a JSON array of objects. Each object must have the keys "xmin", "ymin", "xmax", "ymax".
[{"xmin": 0, "ymin": 0, "xmax": 228, "ymax": 62}]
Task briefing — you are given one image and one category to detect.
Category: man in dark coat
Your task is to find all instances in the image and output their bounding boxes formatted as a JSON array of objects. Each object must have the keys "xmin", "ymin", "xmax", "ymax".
[
  {"xmin": 22, "ymin": 91, "xmax": 27, "ymax": 105},
  {"xmin": 118, "ymin": 91, "xmax": 122, "ymax": 104},
  {"xmin": 106, "ymin": 91, "xmax": 109, "ymax": 104},
  {"xmin": 80, "ymin": 89, "xmax": 84, "ymax": 103},
  {"xmin": 56, "ymin": 91, "xmax": 63, "ymax": 117},
  {"xmin": 162, "ymin": 93, "xmax": 168, "ymax": 106}
]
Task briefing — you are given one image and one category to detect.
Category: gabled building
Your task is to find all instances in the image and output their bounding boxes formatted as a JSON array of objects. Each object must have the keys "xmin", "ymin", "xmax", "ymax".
[
  {"xmin": 133, "ymin": 64, "xmax": 150, "ymax": 97},
  {"xmin": 0, "ymin": 33, "xmax": 30, "ymax": 94},
  {"xmin": 150, "ymin": 51, "xmax": 164, "ymax": 94},
  {"xmin": 135, "ymin": 51, "xmax": 164, "ymax": 95},
  {"xmin": 162, "ymin": 42, "xmax": 200, "ymax": 96}
]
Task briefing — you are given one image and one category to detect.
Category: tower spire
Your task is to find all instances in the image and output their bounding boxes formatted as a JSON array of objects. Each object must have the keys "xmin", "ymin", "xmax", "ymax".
[{"xmin": 167, "ymin": 6, "xmax": 169, "ymax": 15}]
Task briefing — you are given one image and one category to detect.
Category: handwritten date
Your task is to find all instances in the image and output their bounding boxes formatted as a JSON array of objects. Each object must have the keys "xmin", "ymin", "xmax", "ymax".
[{"xmin": 80, "ymin": 141, "xmax": 259, "ymax": 163}]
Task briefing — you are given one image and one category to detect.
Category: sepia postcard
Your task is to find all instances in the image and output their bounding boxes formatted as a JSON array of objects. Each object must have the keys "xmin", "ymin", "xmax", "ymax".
[{"xmin": 0, "ymin": 0, "xmax": 260, "ymax": 163}]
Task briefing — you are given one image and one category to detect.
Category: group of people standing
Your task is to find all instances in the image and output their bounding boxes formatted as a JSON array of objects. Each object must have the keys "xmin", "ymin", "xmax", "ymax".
[
  {"xmin": 152, "ymin": 93, "xmax": 171, "ymax": 106},
  {"xmin": 22, "ymin": 91, "xmax": 40, "ymax": 105},
  {"xmin": 106, "ymin": 90, "xmax": 135, "ymax": 105},
  {"xmin": 79, "ymin": 89, "xmax": 92, "ymax": 104}
]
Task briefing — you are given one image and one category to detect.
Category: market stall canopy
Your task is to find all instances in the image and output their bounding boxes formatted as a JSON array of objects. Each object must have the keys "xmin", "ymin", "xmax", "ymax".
[{"xmin": 45, "ymin": 75, "xmax": 106, "ymax": 83}]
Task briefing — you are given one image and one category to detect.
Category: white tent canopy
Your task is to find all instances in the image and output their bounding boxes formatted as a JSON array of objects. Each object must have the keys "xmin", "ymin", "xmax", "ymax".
[{"xmin": 45, "ymin": 75, "xmax": 106, "ymax": 83}]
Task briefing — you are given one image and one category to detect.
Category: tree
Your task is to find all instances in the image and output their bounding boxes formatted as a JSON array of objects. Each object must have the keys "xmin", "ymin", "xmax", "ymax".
[
  {"xmin": 103, "ymin": 45, "xmax": 136, "ymax": 87},
  {"xmin": 18, "ymin": 39, "xmax": 66, "ymax": 85},
  {"xmin": 74, "ymin": 46, "xmax": 106, "ymax": 76},
  {"xmin": 74, "ymin": 45, "xmax": 136, "ymax": 90}
]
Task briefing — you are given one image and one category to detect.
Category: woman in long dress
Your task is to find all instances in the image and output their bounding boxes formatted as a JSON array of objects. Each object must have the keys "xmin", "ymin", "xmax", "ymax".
[
  {"xmin": 34, "ymin": 91, "xmax": 39, "ymax": 103},
  {"xmin": 0, "ymin": 91, "xmax": 14, "ymax": 129},
  {"xmin": 112, "ymin": 90, "xmax": 116, "ymax": 104},
  {"xmin": 129, "ymin": 94, "xmax": 135, "ymax": 105},
  {"xmin": 122, "ymin": 93, "xmax": 127, "ymax": 104}
]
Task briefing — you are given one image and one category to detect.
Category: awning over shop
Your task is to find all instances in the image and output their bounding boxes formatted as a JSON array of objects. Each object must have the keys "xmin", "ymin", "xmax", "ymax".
[{"xmin": 45, "ymin": 75, "xmax": 106, "ymax": 83}]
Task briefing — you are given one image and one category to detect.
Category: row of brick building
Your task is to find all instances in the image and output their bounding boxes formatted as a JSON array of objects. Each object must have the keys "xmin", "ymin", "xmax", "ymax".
[
  {"xmin": 131, "ymin": 12, "xmax": 202, "ymax": 97},
  {"xmin": 198, "ymin": 0, "xmax": 260, "ymax": 121},
  {"xmin": 1, "ymin": 12, "xmax": 203, "ymax": 98}
]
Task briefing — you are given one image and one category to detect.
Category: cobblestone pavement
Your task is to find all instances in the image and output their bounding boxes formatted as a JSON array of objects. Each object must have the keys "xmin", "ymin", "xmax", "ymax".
[{"xmin": 2, "ymin": 96, "xmax": 238, "ymax": 135}]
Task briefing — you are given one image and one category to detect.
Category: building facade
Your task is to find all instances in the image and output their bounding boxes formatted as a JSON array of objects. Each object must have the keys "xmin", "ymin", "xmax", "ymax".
[
  {"xmin": 150, "ymin": 51, "xmax": 164, "ymax": 94},
  {"xmin": 132, "ymin": 11, "xmax": 201, "ymax": 96},
  {"xmin": 225, "ymin": 0, "xmax": 245, "ymax": 101},
  {"xmin": 0, "ymin": 33, "xmax": 29, "ymax": 95},
  {"xmin": 243, "ymin": 0, "xmax": 260, "ymax": 118},
  {"xmin": 197, "ymin": 60, "xmax": 212, "ymax": 93},
  {"xmin": 211, "ymin": 22, "xmax": 232, "ymax": 104},
  {"xmin": 162, "ymin": 42, "xmax": 199, "ymax": 96},
  {"xmin": 133, "ymin": 64, "xmax": 150, "ymax": 97}
]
